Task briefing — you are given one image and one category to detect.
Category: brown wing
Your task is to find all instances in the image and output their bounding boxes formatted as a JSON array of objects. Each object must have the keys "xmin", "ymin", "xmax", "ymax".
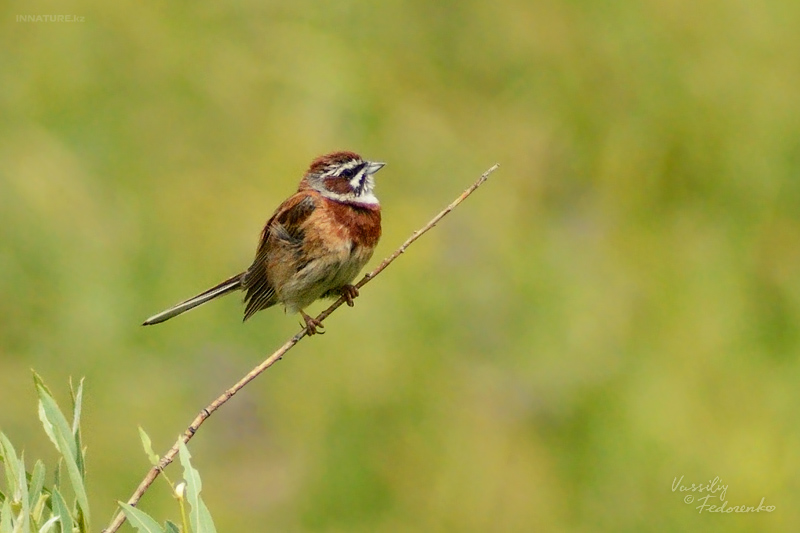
[{"xmin": 242, "ymin": 192, "xmax": 318, "ymax": 320}]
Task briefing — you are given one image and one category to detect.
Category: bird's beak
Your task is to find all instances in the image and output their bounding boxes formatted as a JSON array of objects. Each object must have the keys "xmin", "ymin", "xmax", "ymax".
[{"xmin": 366, "ymin": 161, "xmax": 386, "ymax": 175}]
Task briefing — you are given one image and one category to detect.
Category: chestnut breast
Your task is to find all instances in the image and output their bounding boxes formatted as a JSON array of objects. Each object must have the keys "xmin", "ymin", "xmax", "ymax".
[{"xmin": 321, "ymin": 198, "xmax": 382, "ymax": 251}]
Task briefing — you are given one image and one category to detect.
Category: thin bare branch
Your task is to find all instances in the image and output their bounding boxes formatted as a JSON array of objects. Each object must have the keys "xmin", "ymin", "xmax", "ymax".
[{"xmin": 103, "ymin": 163, "xmax": 499, "ymax": 533}]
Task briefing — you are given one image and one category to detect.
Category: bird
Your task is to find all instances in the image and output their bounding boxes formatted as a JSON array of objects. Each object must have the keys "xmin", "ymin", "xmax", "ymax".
[{"xmin": 142, "ymin": 151, "xmax": 385, "ymax": 334}]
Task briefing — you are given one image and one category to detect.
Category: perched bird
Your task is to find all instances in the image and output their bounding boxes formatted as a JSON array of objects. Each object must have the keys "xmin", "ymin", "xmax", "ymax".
[{"xmin": 143, "ymin": 151, "xmax": 385, "ymax": 334}]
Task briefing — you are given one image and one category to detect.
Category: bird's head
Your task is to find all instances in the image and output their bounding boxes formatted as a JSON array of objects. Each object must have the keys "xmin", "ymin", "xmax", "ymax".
[{"xmin": 301, "ymin": 151, "xmax": 385, "ymax": 206}]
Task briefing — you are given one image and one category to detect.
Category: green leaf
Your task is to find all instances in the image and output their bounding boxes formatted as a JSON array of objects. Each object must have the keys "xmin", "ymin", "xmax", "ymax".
[
  {"xmin": 178, "ymin": 442, "xmax": 217, "ymax": 533},
  {"xmin": 34, "ymin": 377, "xmax": 90, "ymax": 530},
  {"xmin": 28, "ymin": 460, "xmax": 46, "ymax": 508},
  {"xmin": 31, "ymin": 493, "xmax": 50, "ymax": 527},
  {"xmin": 118, "ymin": 503, "xmax": 164, "ymax": 533},
  {"xmin": 34, "ymin": 375, "xmax": 77, "ymax": 461},
  {"xmin": 1, "ymin": 498, "xmax": 12, "ymax": 533},
  {"xmin": 16, "ymin": 451, "xmax": 31, "ymax": 533},
  {"xmin": 37, "ymin": 401, "xmax": 59, "ymax": 453},
  {"xmin": 50, "ymin": 487, "xmax": 72, "ymax": 533},
  {"xmin": 53, "ymin": 461, "xmax": 61, "ymax": 493},
  {"xmin": 0, "ymin": 451, "xmax": 5, "ymax": 507},
  {"xmin": 70, "ymin": 379, "xmax": 85, "ymax": 480},
  {"xmin": 69, "ymin": 378, "xmax": 84, "ymax": 438},
  {"xmin": 31, "ymin": 373, "xmax": 54, "ymax": 398},
  {"xmin": 164, "ymin": 520, "xmax": 180, "ymax": 533},
  {"xmin": 33, "ymin": 375, "xmax": 60, "ymax": 454},
  {"xmin": 0, "ymin": 435, "xmax": 32, "ymax": 533},
  {"xmin": 194, "ymin": 499, "xmax": 216, "ymax": 533},
  {"xmin": 75, "ymin": 504, "xmax": 87, "ymax": 533},
  {"xmin": 0, "ymin": 433, "xmax": 20, "ymax": 502},
  {"xmin": 138, "ymin": 428, "xmax": 160, "ymax": 467},
  {"xmin": 38, "ymin": 515, "xmax": 60, "ymax": 533}
]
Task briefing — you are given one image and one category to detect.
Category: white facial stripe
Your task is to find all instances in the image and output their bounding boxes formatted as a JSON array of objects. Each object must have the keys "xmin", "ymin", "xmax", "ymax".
[
  {"xmin": 321, "ymin": 159, "xmax": 364, "ymax": 178},
  {"xmin": 341, "ymin": 159, "xmax": 364, "ymax": 170},
  {"xmin": 349, "ymin": 168, "xmax": 367, "ymax": 189}
]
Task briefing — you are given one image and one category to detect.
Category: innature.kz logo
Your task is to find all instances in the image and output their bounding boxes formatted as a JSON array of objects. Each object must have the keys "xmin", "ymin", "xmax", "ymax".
[{"xmin": 16, "ymin": 15, "xmax": 85, "ymax": 22}]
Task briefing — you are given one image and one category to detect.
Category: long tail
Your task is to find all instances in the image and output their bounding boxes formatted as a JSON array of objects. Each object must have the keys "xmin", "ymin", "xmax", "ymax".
[{"xmin": 142, "ymin": 273, "xmax": 244, "ymax": 326}]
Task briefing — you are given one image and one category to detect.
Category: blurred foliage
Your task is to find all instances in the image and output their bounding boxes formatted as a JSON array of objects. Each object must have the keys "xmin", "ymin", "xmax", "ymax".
[{"xmin": 1, "ymin": 0, "xmax": 799, "ymax": 531}]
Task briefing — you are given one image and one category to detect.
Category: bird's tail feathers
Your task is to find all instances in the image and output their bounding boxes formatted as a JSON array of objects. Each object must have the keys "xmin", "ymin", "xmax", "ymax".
[{"xmin": 142, "ymin": 272, "xmax": 244, "ymax": 326}]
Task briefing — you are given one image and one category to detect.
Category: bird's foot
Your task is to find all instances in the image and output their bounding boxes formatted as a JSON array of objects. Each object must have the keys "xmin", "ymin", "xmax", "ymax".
[
  {"xmin": 340, "ymin": 284, "xmax": 359, "ymax": 307},
  {"xmin": 300, "ymin": 310, "xmax": 325, "ymax": 335}
]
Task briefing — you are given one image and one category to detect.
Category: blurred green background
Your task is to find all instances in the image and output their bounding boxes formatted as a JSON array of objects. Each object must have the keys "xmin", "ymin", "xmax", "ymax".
[{"xmin": 1, "ymin": 0, "xmax": 799, "ymax": 531}]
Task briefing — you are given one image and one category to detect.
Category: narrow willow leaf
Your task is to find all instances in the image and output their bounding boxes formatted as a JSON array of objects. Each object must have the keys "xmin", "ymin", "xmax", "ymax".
[
  {"xmin": 0, "ymin": 438, "xmax": 31, "ymax": 533},
  {"xmin": 53, "ymin": 460, "xmax": 61, "ymax": 493},
  {"xmin": 76, "ymin": 501, "xmax": 88, "ymax": 533},
  {"xmin": 34, "ymin": 381, "xmax": 77, "ymax": 465},
  {"xmin": 31, "ymin": 493, "xmax": 50, "ymax": 527},
  {"xmin": 0, "ymin": 448, "xmax": 5, "ymax": 507},
  {"xmin": 164, "ymin": 520, "xmax": 180, "ymax": 533},
  {"xmin": 178, "ymin": 442, "xmax": 217, "ymax": 533},
  {"xmin": 32, "ymin": 374, "xmax": 61, "ymax": 453},
  {"xmin": 0, "ymin": 434, "xmax": 20, "ymax": 501},
  {"xmin": 70, "ymin": 379, "xmax": 85, "ymax": 480},
  {"xmin": 34, "ymin": 381, "xmax": 90, "ymax": 529},
  {"xmin": 1, "ymin": 498, "xmax": 12, "ymax": 533},
  {"xmin": 75, "ymin": 441, "xmax": 86, "ymax": 486},
  {"xmin": 28, "ymin": 460, "xmax": 46, "ymax": 508},
  {"xmin": 118, "ymin": 502, "xmax": 164, "ymax": 533},
  {"xmin": 31, "ymin": 373, "xmax": 54, "ymax": 397},
  {"xmin": 194, "ymin": 500, "xmax": 216, "ymax": 533},
  {"xmin": 16, "ymin": 451, "xmax": 31, "ymax": 533},
  {"xmin": 50, "ymin": 487, "xmax": 72, "ymax": 533},
  {"xmin": 37, "ymin": 402, "xmax": 59, "ymax": 453},
  {"xmin": 138, "ymin": 428, "xmax": 160, "ymax": 467},
  {"xmin": 69, "ymin": 378, "xmax": 84, "ymax": 437},
  {"xmin": 38, "ymin": 515, "xmax": 59, "ymax": 533},
  {"xmin": 178, "ymin": 443, "xmax": 201, "ymax": 526}
]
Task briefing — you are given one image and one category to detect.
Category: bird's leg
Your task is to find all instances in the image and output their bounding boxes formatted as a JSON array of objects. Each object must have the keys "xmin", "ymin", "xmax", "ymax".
[
  {"xmin": 300, "ymin": 310, "xmax": 324, "ymax": 335},
  {"xmin": 340, "ymin": 284, "xmax": 359, "ymax": 307}
]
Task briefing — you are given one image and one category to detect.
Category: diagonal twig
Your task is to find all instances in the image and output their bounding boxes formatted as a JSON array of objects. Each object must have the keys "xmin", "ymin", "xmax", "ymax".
[{"xmin": 103, "ymin": 163, "xmax": 499, "ymax": 533}]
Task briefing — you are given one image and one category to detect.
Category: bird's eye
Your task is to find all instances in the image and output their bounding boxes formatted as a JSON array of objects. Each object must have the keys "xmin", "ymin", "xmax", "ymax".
[{"xmin": 340, "ymin": 167, "xmax": 357, "ymax": 179}]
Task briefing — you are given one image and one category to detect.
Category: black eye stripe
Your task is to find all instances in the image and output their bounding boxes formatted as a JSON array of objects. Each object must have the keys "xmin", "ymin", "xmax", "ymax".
[{"xmin": 339, "ymin": 162, "xmax": 366, "ymax": 179}]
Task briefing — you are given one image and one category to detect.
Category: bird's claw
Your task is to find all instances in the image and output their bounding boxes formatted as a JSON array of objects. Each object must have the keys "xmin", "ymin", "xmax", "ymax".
[
  {"xmin": 300, "ymin": 311, "xmax": 325, "ymax": 335},
  {"xmin": 341, "ymin": 284, "xmax": 359, "ymax": 307}
]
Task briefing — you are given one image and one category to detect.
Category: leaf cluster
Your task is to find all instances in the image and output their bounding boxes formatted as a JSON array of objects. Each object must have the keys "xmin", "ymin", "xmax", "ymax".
[
  {"xmin": 0, "ymin": 375, "xmax": 216, "ymax": 533},
  {"xmin": 0, "ymin": 374, "xmax": 88, "ymax": 533}
]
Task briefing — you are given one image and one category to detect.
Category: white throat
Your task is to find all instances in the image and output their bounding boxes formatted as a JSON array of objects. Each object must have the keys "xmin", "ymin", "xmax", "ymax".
[{"xmin": 320, "ymin": 189, "xmax": 380, "ymax": 206}]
